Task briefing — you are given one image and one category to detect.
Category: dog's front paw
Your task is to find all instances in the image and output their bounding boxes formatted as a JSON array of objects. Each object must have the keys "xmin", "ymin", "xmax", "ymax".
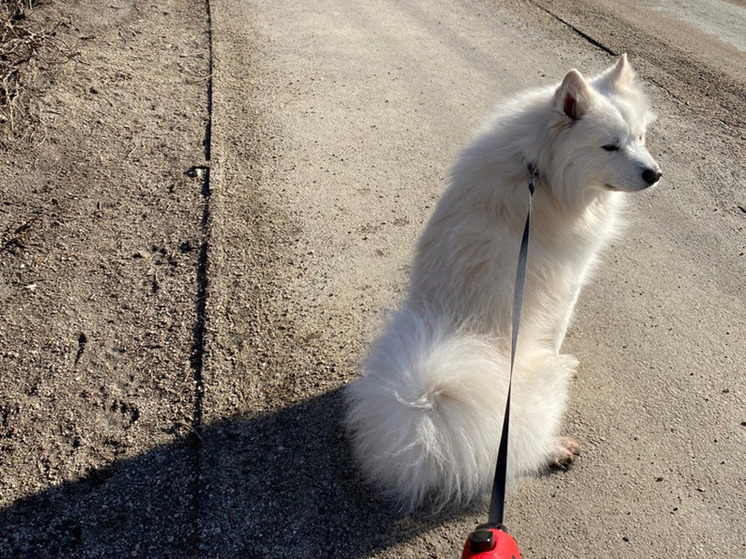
[{"xmin": 548, "ymin": 436, "xmax": 581, "ymax": 470}]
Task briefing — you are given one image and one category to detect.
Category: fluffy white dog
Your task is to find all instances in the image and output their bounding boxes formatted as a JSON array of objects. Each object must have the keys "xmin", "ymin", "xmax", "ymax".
[{"xmin": 345, "ymin": 55, "xmax": 662, "ymax": 511}]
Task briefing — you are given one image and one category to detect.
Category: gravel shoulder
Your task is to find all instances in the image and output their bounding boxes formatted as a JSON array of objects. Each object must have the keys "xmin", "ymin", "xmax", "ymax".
[{"xmin": 1, "ymin": 1, "xmax": 209, "ymax": 556}]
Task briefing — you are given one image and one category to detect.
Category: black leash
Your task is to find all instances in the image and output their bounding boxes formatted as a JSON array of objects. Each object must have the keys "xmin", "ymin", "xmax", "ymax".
[
  {"xmin": 462, "ymin": 164, "xmax": 536, "ymax": 557},
  {"xmin": 487, "ymin": 163, "xmax": 536, "ymax": 527}
]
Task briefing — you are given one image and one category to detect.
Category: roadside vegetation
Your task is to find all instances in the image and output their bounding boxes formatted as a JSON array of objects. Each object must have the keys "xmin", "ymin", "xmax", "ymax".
[{"xmin": 0, "ymin": 0, "xmax": 72, "ymax": 137}]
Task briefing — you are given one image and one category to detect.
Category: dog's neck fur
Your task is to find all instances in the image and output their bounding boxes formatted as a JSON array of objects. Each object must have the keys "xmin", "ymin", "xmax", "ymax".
[{"xmin": 530, "ymin": 170, "xmax": 624, "ymax": 246}]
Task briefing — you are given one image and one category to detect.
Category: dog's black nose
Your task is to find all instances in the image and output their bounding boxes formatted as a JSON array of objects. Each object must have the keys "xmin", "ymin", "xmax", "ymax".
[{"xmin": 642, "ymin": 168, "xmax": 662, "ymax": 186}]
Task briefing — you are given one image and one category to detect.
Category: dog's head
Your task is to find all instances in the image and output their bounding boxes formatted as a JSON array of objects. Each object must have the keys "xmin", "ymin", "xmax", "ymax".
[{"xmin": 545, "ymin": 54, "xmax": 662, "ymax": 200}]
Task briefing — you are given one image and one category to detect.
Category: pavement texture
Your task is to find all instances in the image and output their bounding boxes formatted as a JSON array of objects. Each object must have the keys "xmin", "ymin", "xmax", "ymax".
[{"xmin": 0, "ymin": 0, "xmax": 744, "ymax": 558}]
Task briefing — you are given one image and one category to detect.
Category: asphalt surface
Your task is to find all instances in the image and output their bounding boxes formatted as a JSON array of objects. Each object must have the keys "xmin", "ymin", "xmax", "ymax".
[{"xmin": 1, "ymin": 0, "xmax": 744, "ymax": 557}]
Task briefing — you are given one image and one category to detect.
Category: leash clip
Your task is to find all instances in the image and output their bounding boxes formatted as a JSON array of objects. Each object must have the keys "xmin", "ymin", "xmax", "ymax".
[{"xmin": 526, "ymin": 163, "xmax": 536, "ymax": 195}]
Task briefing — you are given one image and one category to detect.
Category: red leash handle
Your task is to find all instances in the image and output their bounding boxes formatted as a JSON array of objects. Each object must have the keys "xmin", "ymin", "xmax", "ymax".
[{"xmin": 462, "ymin": 525, "xmax": 521, "ymax": 559}]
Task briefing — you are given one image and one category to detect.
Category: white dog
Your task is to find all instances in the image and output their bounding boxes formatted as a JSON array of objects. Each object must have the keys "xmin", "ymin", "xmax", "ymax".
[{"xmin": 345, "ymin": 55, "xmax": 661, "ymax": 511}]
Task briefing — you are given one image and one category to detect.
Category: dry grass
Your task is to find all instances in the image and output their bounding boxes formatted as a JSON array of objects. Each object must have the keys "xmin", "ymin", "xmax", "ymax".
[{"xmin": 0, "ymin": 0, "xmax": 71, "ymax": 133}]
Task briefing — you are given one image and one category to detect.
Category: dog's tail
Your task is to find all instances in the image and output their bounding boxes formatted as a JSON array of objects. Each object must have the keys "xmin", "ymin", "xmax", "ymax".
[{"xmin": 344, "ymin": 305, "xmax": 576, "ymax": 511}]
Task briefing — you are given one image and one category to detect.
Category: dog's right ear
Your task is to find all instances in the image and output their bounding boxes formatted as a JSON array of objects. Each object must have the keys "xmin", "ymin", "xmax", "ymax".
[
  {"xmin": 597, "ymin": 53, "xmax": 637, "ymax": 91},
  {"xmin": 554, "ymin": 69, "xmax": 593, "ymax": 121}
]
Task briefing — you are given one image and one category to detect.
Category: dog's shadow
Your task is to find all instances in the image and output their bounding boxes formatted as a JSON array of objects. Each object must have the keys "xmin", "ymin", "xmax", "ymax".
[{"xmin": 0, "ymin": 388, "xmax": 455, "ymax": 558}]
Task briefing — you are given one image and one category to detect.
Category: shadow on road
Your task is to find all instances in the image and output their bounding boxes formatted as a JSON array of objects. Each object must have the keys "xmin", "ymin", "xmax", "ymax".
[{"xmin": 1, "ymin": 388, "xmax": 456, "ymax": 558}]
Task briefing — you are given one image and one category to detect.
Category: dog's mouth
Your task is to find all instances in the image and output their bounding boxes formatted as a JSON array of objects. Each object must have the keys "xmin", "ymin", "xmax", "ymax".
[{"xmin": 603, "ymin": 183, "xmax": 653, "ymax": 193}]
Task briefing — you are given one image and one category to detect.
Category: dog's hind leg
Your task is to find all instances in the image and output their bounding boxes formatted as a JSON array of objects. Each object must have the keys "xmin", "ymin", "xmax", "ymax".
[
  {"xmin": 548, "ymin": 436, "xmax": 581, "ymax": 470},
  {"xmin": 509, "ymin": 352, "xmax": 578, "ymax": 477}
]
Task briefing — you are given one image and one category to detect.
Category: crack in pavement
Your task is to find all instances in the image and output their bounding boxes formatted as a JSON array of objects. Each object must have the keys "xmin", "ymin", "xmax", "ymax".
[
  {"xmin": 189, "ymin": 0, "xmax": 215, "ymax": 554},
  {"xmin": 189, "ymin": 167, "xmax": 210, "ymax": 555},
  {"xmin": 529, "ymin": 1, "xmax": 617, "ymax": 56}
]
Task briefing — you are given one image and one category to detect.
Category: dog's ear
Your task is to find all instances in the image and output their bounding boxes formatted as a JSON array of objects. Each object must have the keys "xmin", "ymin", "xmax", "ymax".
[
  {"xmin": 555, "ymin": 69, "xmax": 593, "ymax": 121},
  {"xmin": 599, "ymin": 53, "xmax": 637, "ymax": 90}
]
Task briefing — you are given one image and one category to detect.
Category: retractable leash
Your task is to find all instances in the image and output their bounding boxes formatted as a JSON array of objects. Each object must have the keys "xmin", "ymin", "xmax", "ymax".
[{"xmin": 462, "ymin": 164, "xmax": 536, "ymax": 559}]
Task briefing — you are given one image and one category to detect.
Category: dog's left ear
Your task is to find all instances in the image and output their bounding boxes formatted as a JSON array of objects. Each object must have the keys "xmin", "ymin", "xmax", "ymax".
[
  {"xmin": 555, "ymin": 69, "xmax": 593, "ymax": 121},
  {"xmin": 600, "ymin": 53, "xmax": 637, "ymax": 90}
]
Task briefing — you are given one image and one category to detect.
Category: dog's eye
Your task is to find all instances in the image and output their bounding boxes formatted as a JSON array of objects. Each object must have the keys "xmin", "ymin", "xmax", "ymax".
[{"xmin": 602, "ymin": 144, "xmax": 619, "ymax": 152}]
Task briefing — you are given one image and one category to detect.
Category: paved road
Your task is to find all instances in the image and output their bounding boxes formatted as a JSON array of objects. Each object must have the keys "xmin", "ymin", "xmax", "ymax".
[
  {"xmin": 1, "ymin": 0, "xmax": 743, "ymax": 557},
  {"xmin": 205, "ymin": 0, "xmax": 745, "ymax": 557}
]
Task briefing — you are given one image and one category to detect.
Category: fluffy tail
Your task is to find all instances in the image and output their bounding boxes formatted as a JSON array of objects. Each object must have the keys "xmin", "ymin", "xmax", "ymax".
[{"xmin": 344, "ymin": 306, "xmax": 576, "ymax": 511}]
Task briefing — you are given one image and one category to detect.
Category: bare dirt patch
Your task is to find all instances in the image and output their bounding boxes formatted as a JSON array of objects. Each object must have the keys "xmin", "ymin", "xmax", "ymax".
[{"xmin": 0, "ymin": 0, "xmax": 211, "ymax": 555}]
